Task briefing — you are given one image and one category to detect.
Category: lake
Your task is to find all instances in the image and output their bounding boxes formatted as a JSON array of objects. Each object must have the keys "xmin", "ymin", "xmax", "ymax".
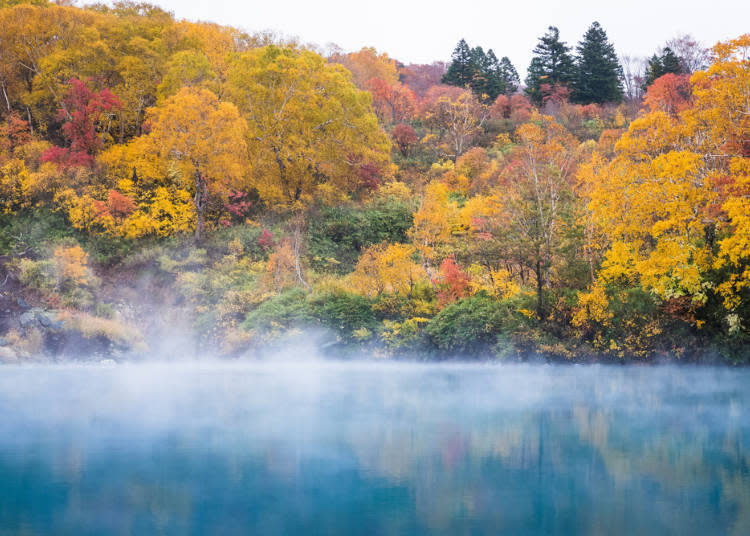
[{"xmin": 1, "ymin": 361, "xmax": 749, "ymax": 535}]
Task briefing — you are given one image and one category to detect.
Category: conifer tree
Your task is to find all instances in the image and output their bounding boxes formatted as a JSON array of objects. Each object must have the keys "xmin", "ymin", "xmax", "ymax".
[
  {"xmin": 443, "ymin": 41, "xmax": 519, "ymax": 101},
  {"xmin": 572, "ymin": 21, "xmax": 623, "ymax": 104},
  {"xmin": 525, "ymin": 26, "xmax": 576, "ymax": 104},
  {"xmin": 498, "ymin": 56, "xmax": 520, "ymax": 95},
  {"xmin": 643, "ymin": 47, "xmax": 683, "ymax": 88},
  {"xmin": 442, "ymin": 39, "xmax": 476, "ymax": 88}
]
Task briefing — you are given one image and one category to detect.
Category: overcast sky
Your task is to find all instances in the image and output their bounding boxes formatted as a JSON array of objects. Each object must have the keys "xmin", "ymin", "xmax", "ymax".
[{"xmin": 136, "ymin": 0, "xmax": 750, "ymax": 77}]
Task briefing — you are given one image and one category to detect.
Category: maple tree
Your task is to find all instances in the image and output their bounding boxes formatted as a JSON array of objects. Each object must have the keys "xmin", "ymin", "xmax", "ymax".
[{"xmin": 41, "ymin": 78, "xmax": 121, "ymax": 169}]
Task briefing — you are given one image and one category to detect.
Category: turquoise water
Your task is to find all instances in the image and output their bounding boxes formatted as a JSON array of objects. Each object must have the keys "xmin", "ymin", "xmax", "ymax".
[{"xmin": 0, "ymin": 362, "xmax": 749, "ymax": 535}]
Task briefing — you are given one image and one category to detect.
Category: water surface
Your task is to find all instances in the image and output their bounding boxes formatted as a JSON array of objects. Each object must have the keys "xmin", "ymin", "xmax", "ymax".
[{"xmin": 1, "ymin": 362, "xmax": 749, "ymax": 535}]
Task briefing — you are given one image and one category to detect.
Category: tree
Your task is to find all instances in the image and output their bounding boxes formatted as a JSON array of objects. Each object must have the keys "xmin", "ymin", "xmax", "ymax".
[
  {"xmin": 136, "ymin": 87, "xmax": 247, "ymax": 240},
  {"xmin": 329, "ymin": 46, "xmax": 398, "ymax": 90},
  {"xmin": 572, "ymin": 22, "xmax": 623, "ymax": 104},
  {"xmin": 365, "ymin": 78, "xmax": 416, "ymax": 124},
  {"xmin": 442, "ymin": 40, "xmax": 518, "ymax": 101},
  {"xmin": 644, "ymin": 47, "xmax": 683, "ymax": 88},
  {"xmin": 442, "ymin": 39, "xmax": 475, "ymax": 88},
  {"xmin": 498, "ymin": 56, "xmax": 520, "ymax": 95},
  {"xmin": 498, "ymin": 114, "xmax": 579, "ymax": 320},
  {"xmin": 391, "ymin": 124, "xmax": 418, "ymax": 157},
  {"xmin": 481, "ymin": 50, "xmax": 520, "ymax": 100},
  {"xmin": 643, "ymin": 73, "xmax": 692, "ymax": 115},
  {"xmin": 348, "ymin": 243, "xmax": 425, "ymax": 297},
  {"xmin": 666, "ymin": 34, "xmax": 709, "ymax": 73},
  {"xmin": 525, "ymin": 26, "xmax": 577, "ymax": 105},
  {"xmin": 226, "ymin": 46, "xmax": 390, "ymax": 209},
  {"xmin": 420, "ymin": 88, "xmax": 488, "ymax": 159},
  {"xmin": 41, "ymin": 78, "xmax": 121, "ymax": 169},
  {"xmin": 400, "ymin": 62, "xmax": 448, "ymax": 97}
]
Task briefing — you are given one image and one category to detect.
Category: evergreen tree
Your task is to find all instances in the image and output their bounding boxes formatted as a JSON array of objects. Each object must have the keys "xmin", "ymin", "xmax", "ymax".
[
  {"xmin": 442, "ymin": 39, "xmax": 476, "ymax": 88},
  {"xmin": 469, "ymin": 46, "xmax": 489, "ymax": 97},
  {"xmin": 525, "ymin": 26, "xmax": 576, "ymax": 104},
  {"xmin": 572, "ymin": 21, "xmax": 623, "ymax": 104},
  {"xmin": 482, "ymin": 49, "xmax": 503, "ymax": 99},
  {"xmin": 643, "ymin": 46, "xmax": 683, "ymax": 88},
  {"xmin": 443, "ymin": 41, "xmax": 519, "ymax": 101},
  {"xmin": 499, "ymin": 56, "xmax": 520, "ymax": 95}
]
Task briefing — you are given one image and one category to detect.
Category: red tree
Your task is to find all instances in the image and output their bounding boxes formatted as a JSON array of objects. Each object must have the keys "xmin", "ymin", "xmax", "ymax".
[
  {"xmin": 437, "ymin": 256, "xmax": 471, "ymax": 305},
  {"xmin": 391, "ymin": 123, "xmax": 418, "ymax": 156},
  {"xmin": 41, "ymin": 78, "xmax": 121, "ymax": 168},
  {"xmin": 644, "ymin": 73, "xmax": 692, "ymax": 115}
]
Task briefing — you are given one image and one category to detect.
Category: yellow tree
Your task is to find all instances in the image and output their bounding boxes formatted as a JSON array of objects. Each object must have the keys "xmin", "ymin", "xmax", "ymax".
[
  {"xmin": 421, "ymin": 87, "xmax": 488, "ymax": 160},
  {"xmin": 226, "ymin": 45, "xmax": 390, "ymax": 209},
  {"xmin": 498, "ymin": 114, "xmax": 579, "ymax": 319},
  {"xmin": 136, "ymin": 87, "xmax": 247, "ymax": 240},
  {"xmin": 409, "ymin": 181, "xmax": 463, "ymax": 284},
  {"xmin": 348, "ymin": 243, "xmax": 425, "ymax": 297},
  {"xmin": 329, "ymin": 46, "xmax": 399, "ymax": 89},
  {"xmin": 580, "ymin": 34, "xmax": 750, "ymax": 334}
]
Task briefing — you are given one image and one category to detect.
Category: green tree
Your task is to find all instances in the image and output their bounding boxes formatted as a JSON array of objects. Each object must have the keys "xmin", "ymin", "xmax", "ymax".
[
  {"xmin": 443, "ymin": 41, "xmax": 518, "ymax": 101},
  {"xmin": 498, "ymin": 56, "xmax": 520, "ymax": 95},
  {"xmin": 442, "ymin": 39, "xmax": 475, "ymax": 88},
  {"xmin": 525, "ymin": 26, "xmax": 577, "ymax": 104},
  {"xmin": 572, "ymin": 21, "xmax": 623, "ymax": 104},
  {"xmin": 643, "ymin": 47, "xmax": 683, "ymax": 88}
]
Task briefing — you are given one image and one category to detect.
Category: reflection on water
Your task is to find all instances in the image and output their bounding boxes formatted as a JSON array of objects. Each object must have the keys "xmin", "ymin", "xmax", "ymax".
[{"xmin": 0, "ymin": 362, "xmax": 749, "ymax": 535}]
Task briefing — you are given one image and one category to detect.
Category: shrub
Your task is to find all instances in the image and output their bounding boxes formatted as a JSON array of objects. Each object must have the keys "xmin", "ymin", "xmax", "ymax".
[
  {"xmin": 309, "ymin": 290, "xmax": 376, "ymax": 340},
  {"xmin": 425, "ymin": 293, "xmax": 512, "ymax": 356}
]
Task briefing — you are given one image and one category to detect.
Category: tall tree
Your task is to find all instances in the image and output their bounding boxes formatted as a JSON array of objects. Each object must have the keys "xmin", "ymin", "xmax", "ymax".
[
  {"xmin": 442, "ymin": 39, "xmax": 476, "ymax": 88},
  {"xmin": 572, "ymin": 22, "xmax": 623, "ymax": 104},
  {"xmin": 498, "ymin": 56, "xmax": 520, "ymax": 95},
  {"xmin": 497, "ymin": 114, "xmax": 579, "ymax": 320},
  {"xmin": 525, "ymin": 26, "xmax": 577, "ymax": 105},
  {"xmin": 643, "ymin": 47, "xmax": 683, "ymax": 88},
  {"xmin": 483, "ymin": 50, "xmax": 519, "ymax": 99},
  {"xmin": 443, "ymin": 40, "xmax": 518, "ymax": 101}
]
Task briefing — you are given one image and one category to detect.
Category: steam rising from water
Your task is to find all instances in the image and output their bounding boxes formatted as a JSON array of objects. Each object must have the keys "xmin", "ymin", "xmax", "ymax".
[{"xmin": 1, "ymin": 360, "xmax": 749, "ymax": 535}]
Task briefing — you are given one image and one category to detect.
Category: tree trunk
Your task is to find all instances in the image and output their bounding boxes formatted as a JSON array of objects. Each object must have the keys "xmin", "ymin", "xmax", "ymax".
[
  {"xmin": 194, "ymin": 170, "xmax": 207, "ymax": 242},
  {"xmin": 292, "ymin": 214, "xmax": 311, "ymax": 291},
  {"xmin": 535, "ymin": 259, "xmax": 544, "ymax": 322},
  {"xmin": 1, "ymin": 80, "xmax": 10, "ymax": 114}
]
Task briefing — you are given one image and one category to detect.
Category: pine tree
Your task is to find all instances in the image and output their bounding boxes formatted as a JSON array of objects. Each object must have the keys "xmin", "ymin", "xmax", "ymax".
[
  {"xmin": 525, "ymin": 26, "xmax": 576, "ymax": 104},
  {"xmin": 482, "ymin": 49, "xmax": 503, "ymax": 100},
  {"xmin": 443, "ymin": 41, "xmax": 519, "ymax": 101},
  {"xmin": 572, "ymin": 21, "xmax": 623, "ymax": 104},
  {"xmin": 643, "ymin": 46, "xmax": 683, "ymax": 88},
  {"xmin": 469, "ymin": 46, "xmax": 489, "ymax": 97},
  {"xmin": 442, "ymin": 39, "xmax": 476, "ymax": 88},
  {"xmin": 499, "ymin": 56, "xmax": 520, "ymax": 95}
]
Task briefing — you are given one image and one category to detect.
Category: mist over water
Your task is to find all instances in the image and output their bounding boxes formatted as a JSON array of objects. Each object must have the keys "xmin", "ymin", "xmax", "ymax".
[{"xmin": 1, "ymin": 360, "xmax": 749, "ymax": 535}]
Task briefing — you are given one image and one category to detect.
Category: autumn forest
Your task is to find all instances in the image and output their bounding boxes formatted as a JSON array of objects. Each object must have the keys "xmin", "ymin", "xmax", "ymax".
[{"xmin": 0, "ymin": 0, "xmax": 748, "ymax": 363}]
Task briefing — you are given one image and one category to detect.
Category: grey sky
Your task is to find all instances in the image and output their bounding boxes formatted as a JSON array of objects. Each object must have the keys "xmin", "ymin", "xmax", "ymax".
[{"xmin": 138, "ymin": 0, "xmax": 750, "ymax": 76}]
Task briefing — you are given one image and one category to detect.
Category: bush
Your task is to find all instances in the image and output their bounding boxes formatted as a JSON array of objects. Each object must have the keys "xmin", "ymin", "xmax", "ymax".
[
  {"xmin": 309, "ymin": 290, "xmax": 376, "ymax": 340},
  {"xmin": 242, "ymin": 288, "xmax": 313, "ymax": 333},
  {"xmin": 425, "ymin": 293, "xmax": 512, "ymax": 356},
  {"xmin": 307, "ymin": 198, "xmax": 413, "ymax": 274}
]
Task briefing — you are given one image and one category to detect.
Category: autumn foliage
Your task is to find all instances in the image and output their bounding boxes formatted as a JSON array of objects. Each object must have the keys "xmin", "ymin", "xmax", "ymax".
[{"xmin": 0, "ymin": 0, "xmax": 748, "ymax": 361}]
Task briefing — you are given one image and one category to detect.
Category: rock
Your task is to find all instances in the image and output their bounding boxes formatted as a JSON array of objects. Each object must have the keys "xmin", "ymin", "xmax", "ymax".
[
  {"xmin": 35, "ymin": 311, "xmax": 52, "ymax": 328},
  {"xmin": 16, "ymin": 297, "xmax": 30, "ymax": 310},
  {"xmin": 19, "ymin": 311, "xmax": 37, "ymax": 329},
  {"xmin": 0, "ymin": 346, "xmax": 17, "ymax": 363}
]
